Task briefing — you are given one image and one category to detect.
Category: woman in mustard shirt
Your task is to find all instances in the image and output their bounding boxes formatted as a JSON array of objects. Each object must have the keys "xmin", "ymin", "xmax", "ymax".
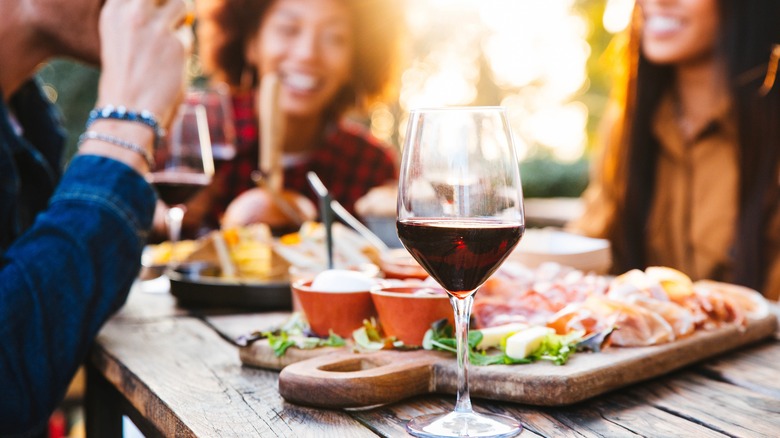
[{"xmin": 569, "ymin": 0, "xmax": 780, "ymax": 300}]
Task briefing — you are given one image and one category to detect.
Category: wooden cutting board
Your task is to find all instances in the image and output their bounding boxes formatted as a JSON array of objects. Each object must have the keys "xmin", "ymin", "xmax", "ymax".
[{"xmin": 240, "ymin": 313, "xmax": 777, "ymax": 408}]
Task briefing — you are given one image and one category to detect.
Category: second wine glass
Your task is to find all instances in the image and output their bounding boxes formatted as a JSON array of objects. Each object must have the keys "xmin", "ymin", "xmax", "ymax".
[
  {"xmin": 148, "ymin": 101, "xmax": 215, "ymax": 264},
  {"xmin": 397, "ymin": 107, "xmax": 525, "ymax": 438},
  {"xmin": 184, "ymin": 84, "xmax": 237, "ymax": 161}
]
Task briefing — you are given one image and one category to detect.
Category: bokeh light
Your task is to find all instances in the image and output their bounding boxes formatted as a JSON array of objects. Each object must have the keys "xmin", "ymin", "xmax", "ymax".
[
  {"xmin": 603, "ymin": 0, "xmax": 634, "ymax": 34},
  {"xmin": 379, "ymin": 0, "xmax": 598, "ymax": 163}
]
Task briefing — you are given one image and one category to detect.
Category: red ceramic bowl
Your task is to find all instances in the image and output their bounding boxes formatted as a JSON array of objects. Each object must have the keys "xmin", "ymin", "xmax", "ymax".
[
  {"xmin": 288, "ymin": 263, "xmax": 380, "ymax": 313},
  {"xmin": 370, "ymin": 286, "xmax": 453, "ymax": 346},
  {"xmin": 292, "ymin": 279, "xmax": 378, "ymax": 338}
]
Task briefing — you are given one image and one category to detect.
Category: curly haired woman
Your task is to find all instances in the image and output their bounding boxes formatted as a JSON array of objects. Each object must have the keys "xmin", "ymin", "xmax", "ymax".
[{"xmin": 183, "ymin": 0, "xmax": 404, "ymax": 234}]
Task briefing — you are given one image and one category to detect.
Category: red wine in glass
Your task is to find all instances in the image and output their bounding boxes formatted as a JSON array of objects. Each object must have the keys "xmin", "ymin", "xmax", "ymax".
[
  {"xmin": 397, "ymin": 219, "xmax": 524, "ymax": 298},
  {"xmin": 148, "ymin": 172, "xmax": 211, "ymax": 206},
  {"xmin": 150, "ymin": 99, "xmax": 214, "ymax": 262},
  {"xmin": 398, "ymin": 107, "xmax": 524, "ymax": 437}
]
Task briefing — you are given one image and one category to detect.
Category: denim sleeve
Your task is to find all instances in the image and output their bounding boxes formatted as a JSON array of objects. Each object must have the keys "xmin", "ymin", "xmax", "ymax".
[{"xmin": 0, "ymin": 155, "xmax": 155, "ymax": 436}]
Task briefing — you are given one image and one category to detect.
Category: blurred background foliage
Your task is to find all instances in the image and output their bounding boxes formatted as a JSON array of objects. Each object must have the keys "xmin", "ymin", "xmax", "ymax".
[
  {"xmin": 36, "ymin": 0, "xmax": 625, "ymax": 199},
  {"xmin": 36, "ymin": 61, "xmax": 99, "ymax": 161}
]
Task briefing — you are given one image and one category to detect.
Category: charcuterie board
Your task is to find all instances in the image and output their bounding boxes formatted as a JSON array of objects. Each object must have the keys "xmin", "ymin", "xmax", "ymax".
[{"xmin": 240, "ymin": 312, "xmax": 777, "ymax": 408}]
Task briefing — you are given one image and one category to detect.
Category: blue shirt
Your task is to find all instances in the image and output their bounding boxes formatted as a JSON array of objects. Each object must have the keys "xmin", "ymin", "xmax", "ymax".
[{"xmin": 0, "ymin": 81, "xmax": 156, "ymax": 435}]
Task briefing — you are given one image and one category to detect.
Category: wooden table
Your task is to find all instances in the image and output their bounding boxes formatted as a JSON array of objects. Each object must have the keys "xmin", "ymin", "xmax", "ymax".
[{"xmin": 86, "ymin": 282, "xmax": 780, "ymax": 437}]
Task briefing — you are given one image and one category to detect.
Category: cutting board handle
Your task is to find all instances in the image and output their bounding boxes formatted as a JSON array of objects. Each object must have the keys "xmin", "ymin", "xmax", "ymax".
[{"xmin": 278, "ymin": 350, "xmax": 442, "ymax": 408}]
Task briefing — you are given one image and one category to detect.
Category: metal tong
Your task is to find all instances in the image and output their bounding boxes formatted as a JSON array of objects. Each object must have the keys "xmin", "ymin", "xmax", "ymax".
[{"xmin": 306, "ymin": 172, "xmax": 389, "ymax": 270}]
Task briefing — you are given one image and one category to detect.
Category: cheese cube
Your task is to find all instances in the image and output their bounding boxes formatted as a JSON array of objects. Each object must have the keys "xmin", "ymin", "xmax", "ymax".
[
  {"xmin": 505, "ymin": 326, "xmax": 555, "ymax": 360},
  {"xmin": 474, "ymin": 323, "xmax": 528, "ymax": 351}
]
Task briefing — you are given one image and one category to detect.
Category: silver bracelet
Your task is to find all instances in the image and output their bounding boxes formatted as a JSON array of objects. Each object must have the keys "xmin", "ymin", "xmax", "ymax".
[
  {"xmin": 87, "ymin": 105, "xmax": 164, "ymax": 149},
  {"xmin": 78, "ymin": 130, "xmax": 155, "ymax": 168}
]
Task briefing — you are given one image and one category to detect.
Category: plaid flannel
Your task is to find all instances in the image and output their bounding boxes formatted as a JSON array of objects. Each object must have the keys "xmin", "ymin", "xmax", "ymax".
[{"xmin": 210, "ymin": 92, "xmax": 398, "ymax": 224}]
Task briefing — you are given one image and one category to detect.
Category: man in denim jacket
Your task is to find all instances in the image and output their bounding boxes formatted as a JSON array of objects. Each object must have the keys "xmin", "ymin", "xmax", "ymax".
[{"xmin": 0, "ymin": 0, "xmax": 190, "ymax": 434}]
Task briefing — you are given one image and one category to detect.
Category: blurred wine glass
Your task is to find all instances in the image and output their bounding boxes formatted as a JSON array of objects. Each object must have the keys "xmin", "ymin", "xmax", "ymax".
[
  {"xmin": 184, "ymin": 83, "xmax": 236, "ymax": 161},
  {"xmin": 148, "ymin": 100, "xmax": 215, "ymax": 264},
  {"xmin": 397, "ymin": 107, "xmax": 525, "ymax": 438}
]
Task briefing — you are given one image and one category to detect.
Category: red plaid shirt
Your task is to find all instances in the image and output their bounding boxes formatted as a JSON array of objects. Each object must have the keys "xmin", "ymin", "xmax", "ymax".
[{"xmin": 208, "ymin": 92, "xmax": 398, "ymax": 226}]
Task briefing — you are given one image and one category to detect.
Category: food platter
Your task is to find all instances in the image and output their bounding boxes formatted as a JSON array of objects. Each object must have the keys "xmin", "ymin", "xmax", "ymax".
[
  {"xmin": 236, "ymin": 265, "xmax": 778, "ymax": 407},
  {"xmin": 240, "ymin": 311, "xmax": 778, "ymax": 407},
  {"xmin": 167, "ymin": 263, "xmax": 292, "ymax": 310}
]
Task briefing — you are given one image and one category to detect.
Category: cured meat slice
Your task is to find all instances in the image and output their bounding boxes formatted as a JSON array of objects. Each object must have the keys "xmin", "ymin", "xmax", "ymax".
[
  {"xmin": 473, "ymin": 263, "xmax": 770, "ymax": 348},
  {"xmin": 548, "ymin": 296, "xmax": 676, "ymax": 347}
]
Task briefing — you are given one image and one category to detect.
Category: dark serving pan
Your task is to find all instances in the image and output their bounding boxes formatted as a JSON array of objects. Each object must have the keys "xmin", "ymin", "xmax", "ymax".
[{"xmin": 166, "ymin": 262, "xmax": 292, "ymax": 311}]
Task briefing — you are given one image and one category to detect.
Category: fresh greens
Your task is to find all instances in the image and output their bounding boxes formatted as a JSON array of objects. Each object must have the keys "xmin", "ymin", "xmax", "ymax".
[
  {"xmin": 264, "ymin": 330, "xmax": 345, "ymax": 357},
  {"xmin": 353, "ymin": 318, "xmax": 391, "ymax": 351},
  {"xmin": 260, "ymin": 313, "xmax": 346, "ymax": 357},
  {"xmin": 265, "ymin": 331, "xmax": 296, "ymax": 356},
  {"xmin": 524, "ymin": 330, "xmax": 582, "ymax": 365},
  {"xmin": 422, "ymin": 319, "xmax": 583, "ymax": 366},
  {"xmin": 253, "ymin": 314, "xmax": 601, "ymax": 362}
]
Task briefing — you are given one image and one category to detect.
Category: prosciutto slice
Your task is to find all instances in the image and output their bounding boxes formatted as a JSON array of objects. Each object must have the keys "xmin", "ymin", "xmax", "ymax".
[
  {"xmin": 472, "ymin": 263, "xmax": 770, "ymax": 348},
  {"xmin": 548, "ymin": 296, "xmax": 676, "ymax": 347}
]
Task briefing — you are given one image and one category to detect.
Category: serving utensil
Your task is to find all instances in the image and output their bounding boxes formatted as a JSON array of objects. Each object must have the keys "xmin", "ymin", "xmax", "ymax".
[
  {"xmin": 330, "ymin": 199, "xmax": 388, "ymax": 252},
  {"xmin": 306, "ymin": 172, "xmax": 391, "ymax": 259},
  {"xmin": 306, "ymin": 172, "xmax": 335, "ymax": 269}
]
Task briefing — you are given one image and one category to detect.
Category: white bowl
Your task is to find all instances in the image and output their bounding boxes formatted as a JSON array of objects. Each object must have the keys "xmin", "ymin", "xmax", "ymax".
[
  {"xmin": 361, "ymin": 216, "xmax": 403, "ymax": 248},
  {"xmin": 510, "ymin": 228, "xmax": 612, "ymax": 274}
]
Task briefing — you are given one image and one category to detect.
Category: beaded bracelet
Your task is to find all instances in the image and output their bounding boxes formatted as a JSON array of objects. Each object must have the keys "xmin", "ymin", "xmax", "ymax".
[
  {"xmin": 78, "ymin": 131, "xmax": 155, "ymax": 168},
  {"xmin": 86, "ymin": 105, "xmax": 164, "ymax": 148}
]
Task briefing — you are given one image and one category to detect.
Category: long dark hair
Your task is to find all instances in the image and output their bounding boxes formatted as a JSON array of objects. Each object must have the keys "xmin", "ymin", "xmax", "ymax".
[{"xmin": 613, "ymin": 0, "xmax": 780, "ymax": 291}]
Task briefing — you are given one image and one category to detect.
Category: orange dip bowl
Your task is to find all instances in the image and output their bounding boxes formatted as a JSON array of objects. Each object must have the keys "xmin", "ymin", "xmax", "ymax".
[
  {"xmin": 370, "ymin": 286, "xmax": 453, "ymax": 346},
  {"xmin": 288, "ymin": 263, "xmax": 380, "ymax": 313},
  {"xmin": 292, "ymin": 279, "xmax": 378, "ymax": 338}
]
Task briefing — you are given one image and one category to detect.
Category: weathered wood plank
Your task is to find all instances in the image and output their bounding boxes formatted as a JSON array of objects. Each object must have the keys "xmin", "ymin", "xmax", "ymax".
[
  {"xmin": 552, "ymin": 392, "xmax": 728, "ymax": 438},
  {"xmin": 465, "ymin": 401, "xmax": 586, "ymax": 438},
  {"xmin": 699, "ymin": 340, "xmax": 780, "ymax": 399},
  {"xmin": 345, "ymin": 397, "xmax": 452, "ymax": 438},
  {"xmin": 93, "ymin": 317, "xmax": 377, "ymax": 437},
  {"xmin": 111, "ymin": 281, "xmax": 189, "ymax": 322},
  {"xmin": 632, "ymin": 372, "xmax": 780, "ymax": 437},
  {"xmin": 200, "ymin": 312, "xmax": 291, "ymax": 340},
  {"xmin": 346, "ymin": 396, "xmax": 549, "ymax": 438}
]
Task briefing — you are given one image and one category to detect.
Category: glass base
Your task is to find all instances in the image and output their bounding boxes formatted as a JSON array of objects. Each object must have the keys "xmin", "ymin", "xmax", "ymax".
[{"xmin": 407, "ymin": 410, "xmax": 522, "ymax": 438}]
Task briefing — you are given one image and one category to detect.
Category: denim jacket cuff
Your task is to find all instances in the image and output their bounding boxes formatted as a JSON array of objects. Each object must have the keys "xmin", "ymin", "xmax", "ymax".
[{"xmin": 52, "ymin": 154, "xmax": 156, "ymax": 237}]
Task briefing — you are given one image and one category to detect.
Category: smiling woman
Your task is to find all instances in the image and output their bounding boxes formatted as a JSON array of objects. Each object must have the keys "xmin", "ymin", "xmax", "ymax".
[
  {"xmin": 182, "ymin": 0, "xmax": 404, "ymax": 236},
  {"xmin": 639, "ymin": 0, "xmax": 720, "ymax": 67},
  {"xmin": 569, "ymin": 0, "xmax": 780, "ymax": 300}
]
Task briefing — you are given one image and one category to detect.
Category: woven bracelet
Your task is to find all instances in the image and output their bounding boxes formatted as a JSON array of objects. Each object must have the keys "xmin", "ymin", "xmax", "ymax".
[
  {"xmin": 78, "ymin": 131, "xmax": 155, "ymax": 168},
  {"xmin": 86, "ymin": 105, "xmax": 164, "ymax": 148}
]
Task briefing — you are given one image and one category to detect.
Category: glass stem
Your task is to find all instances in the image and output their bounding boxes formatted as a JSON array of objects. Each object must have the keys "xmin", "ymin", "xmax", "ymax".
[
  {"xmin": 166, "ymin": 205, "xmax": 186, "ymax": 264},
  {"xmin": 452, "ymin": 293, "xmax": 475, "ymax": 414}
]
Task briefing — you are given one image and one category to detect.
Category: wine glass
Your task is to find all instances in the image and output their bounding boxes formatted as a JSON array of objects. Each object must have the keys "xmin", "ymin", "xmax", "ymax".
[
  {"xmin": 184, "ymin": 83, "xmax": 237, "ymax": 161},
  {"xmin": 397, "ymin": 107, "xmax": 525, "ymax": 438},
  {"xmin": 148, "ymin": 101, "xmax": 215, "ymax": 264}
]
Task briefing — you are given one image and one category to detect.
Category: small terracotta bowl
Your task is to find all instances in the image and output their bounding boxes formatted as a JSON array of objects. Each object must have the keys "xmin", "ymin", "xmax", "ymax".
[
  {"xmin": 288, "ymin": 263, "xmax": 380, "ymax": 313},
  {"xmin": 292, "ymin": 279, "xmax": 378, "ymax": 338},
  {"xmin": 370, "ymin": 286, "xmax": 453, "ymax": 346}
]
